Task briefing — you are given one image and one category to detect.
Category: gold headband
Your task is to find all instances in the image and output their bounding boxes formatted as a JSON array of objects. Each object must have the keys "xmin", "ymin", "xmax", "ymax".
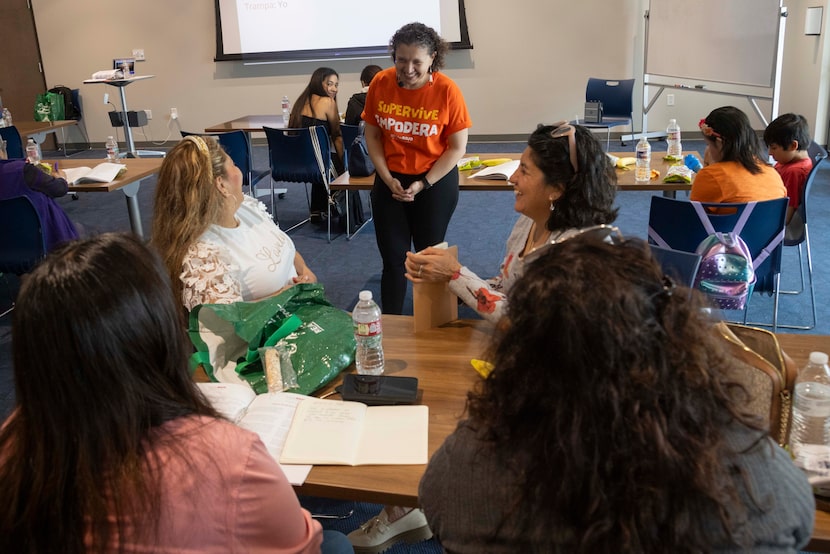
[{"xmin": 183, "ymin": 135, "xmax": 210, "ymax": 156}]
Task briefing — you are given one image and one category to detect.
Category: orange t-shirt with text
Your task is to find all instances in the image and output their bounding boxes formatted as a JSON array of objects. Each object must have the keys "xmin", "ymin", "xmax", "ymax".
[
  {"xmin": 689, "ymin": 160, "xmax": 786, "ymax": 203},
  {"xmin": 362, "ymin": 67, "xmax": 472, "ymax": 175}
]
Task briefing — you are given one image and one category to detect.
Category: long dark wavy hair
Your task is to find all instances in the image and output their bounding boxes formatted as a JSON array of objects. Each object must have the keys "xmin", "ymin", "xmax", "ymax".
[
  {"xmin": 468, "ymin": 235, "xmax": 762, "ymax": 552},
  {"xmin": 529, "ymin": 124, "xmax": 619, "ymax": 231},
  {"xmin": 289, "ymin": 66, "xmax": 339, "ymax": 127},
  {"xmin": 0, "ymin": 233, "xmax": 220, "ymax": 553},
  {"xmin": 703, "ymin": 106, "xmax": 769, "ymax": 174}
]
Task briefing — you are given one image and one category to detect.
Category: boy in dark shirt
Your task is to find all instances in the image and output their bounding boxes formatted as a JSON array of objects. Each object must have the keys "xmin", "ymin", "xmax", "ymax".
[{"xmin": 763, "ymin": 113, "xmax": 813, "ymax": 224}]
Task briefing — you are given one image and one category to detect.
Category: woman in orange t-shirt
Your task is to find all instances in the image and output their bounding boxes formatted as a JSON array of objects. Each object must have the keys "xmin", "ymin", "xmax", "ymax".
[
  {"xmin": 362, "ymin": 22, "xmax": 472, "ymax": 314},
  {"xmin": 690, "ymin": 106, "xmax": 785, "ymax": 204}
]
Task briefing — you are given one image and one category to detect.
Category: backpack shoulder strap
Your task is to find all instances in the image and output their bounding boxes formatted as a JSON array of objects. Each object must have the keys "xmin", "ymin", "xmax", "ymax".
[{"xmin": 691, "ymin": 201, "xmax": 717, "ymax": 236}]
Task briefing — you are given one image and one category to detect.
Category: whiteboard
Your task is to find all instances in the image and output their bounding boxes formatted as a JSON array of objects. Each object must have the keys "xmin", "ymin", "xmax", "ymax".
[{"xmin": 645, "ymin": 0, "xmax": 783, "ymax": 88}]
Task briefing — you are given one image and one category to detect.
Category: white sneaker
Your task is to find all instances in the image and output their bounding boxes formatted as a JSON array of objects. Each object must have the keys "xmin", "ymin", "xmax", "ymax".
[{"xmin": 347, "ymin": 508, "xmax": 433, "ymax": 553}]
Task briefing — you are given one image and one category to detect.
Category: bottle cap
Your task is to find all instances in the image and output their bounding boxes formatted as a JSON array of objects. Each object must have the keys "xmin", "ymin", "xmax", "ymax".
[
  {"xmin": 359, "ymin": 290, "xmax": 373, "ymax": 301},
  {"xmin": 810, "ymin": 352, "xmax": 829, "ymax": 365}
]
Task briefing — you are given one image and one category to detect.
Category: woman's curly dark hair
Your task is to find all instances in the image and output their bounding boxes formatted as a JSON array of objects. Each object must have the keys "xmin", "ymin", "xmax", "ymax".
[
  {"xmin": 529, "ymin": 124, "xmax": 619, "ymax": 231},
  {"xmin": 467, "ymin": 235, "xmax": 762, "ymax": 552},
  {"xmin": 389, "ymin": 22, "xmax": 449, "ymax": 71}
]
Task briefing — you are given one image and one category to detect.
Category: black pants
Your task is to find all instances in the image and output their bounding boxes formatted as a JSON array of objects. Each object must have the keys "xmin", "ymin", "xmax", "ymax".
[{"xmin": 371, "ymin": 168, "xmax": 459, "ymax": 314}]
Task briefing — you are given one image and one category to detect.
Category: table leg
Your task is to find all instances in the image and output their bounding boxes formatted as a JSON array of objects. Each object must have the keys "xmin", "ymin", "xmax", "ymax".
[
  {"xmin": 121, "ymin": 181, "xmax": 144, "ymax": 238},
  {"xmin": 346, "ymin": 190, "xmax": 373, "ymax": 241},
  {"xmin": 662, "ymin": 190, "xmax": 677, "ymax": 199}
]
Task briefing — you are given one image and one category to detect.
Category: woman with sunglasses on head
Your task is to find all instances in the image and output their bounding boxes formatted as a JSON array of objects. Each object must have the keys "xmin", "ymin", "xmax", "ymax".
[
  {"xmin": 419, "ymin": 234, "xmax": 814, "ymax": 553},
  {"xmin": 362, "ymin": 22, "xmax": 472, "ymax": 315},
  {"xmin": 152, "ymin": 135, "xmax": 316, "ymax": 311},
  {"xmin": 405, "ymin": 122, "xmax": 618, "ymax": 322},
  {"xmin": 0, "ymin": 233, "xmax": 356, "ymax": 553},
  {"xmin": 691, "ymin": 106, "xmax": 786, "ymax": 203}
]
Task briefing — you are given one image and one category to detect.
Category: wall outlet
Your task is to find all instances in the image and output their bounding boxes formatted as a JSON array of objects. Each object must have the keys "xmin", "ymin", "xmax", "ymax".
[
  {"xmin": 144, "ymin": 109, "xmax": 153, "ymax": 120},
  {"xmin": 132, "ymin": 48, "xmax": 145, "ymax": 61},
  {"xmin": 103, "ymin": 92, "xmax": 109, "ymax": 104},
  {"xmin": 666, "ymin": 93, "xmax": 675, "ymax": 106},
  {"xmin": 170, "ymin": 107, "xmax": 178, "ymax": 120}
]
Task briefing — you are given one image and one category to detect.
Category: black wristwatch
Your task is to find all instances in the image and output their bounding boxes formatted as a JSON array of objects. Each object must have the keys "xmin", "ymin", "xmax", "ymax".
[{"xmin": 422, "ymin": 176, "xmax": 433, "ymax": 190}]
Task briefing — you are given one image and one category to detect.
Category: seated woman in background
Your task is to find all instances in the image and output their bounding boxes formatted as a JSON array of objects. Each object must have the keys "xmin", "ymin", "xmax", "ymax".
[
  {"xmin": 151, "ymin": 135, "xmax": 316, "ymax": 311},
  {"xmin": 0, "ymin": 147, "xmax": 78, "ymax": 250},
  {"xmin": 405, "ymin": 122, "xmax": 618, "ymax": 322},
  {"xmin": 344, "ymin": 64, "xmax": 382, "ymax": 126},
  {"xmin": 690, "ymin": 106, "xmax": 786, "ymax": 203},
  {"xmin": 0, "ymin": 233, "xmax": 354, "ymax": 552},
  {"xmin": 419, "ymin": 234, "xmax": 814, "ymax": 553},
  {"xmin": 289, "ymin": 67, "xmax": 345, "ymax": 220}
]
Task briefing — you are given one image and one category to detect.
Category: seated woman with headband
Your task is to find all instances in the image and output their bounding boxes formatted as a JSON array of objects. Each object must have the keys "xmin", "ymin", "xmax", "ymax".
[{"xmin": 152, "ymin": 135, "xmax": 317, "ymax": 310}]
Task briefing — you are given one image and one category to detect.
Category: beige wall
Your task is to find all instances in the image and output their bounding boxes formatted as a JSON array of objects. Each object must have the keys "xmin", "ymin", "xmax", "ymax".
[{"xmin": 31, "ymin": 0, "xmax": 830, "ymax": 144}]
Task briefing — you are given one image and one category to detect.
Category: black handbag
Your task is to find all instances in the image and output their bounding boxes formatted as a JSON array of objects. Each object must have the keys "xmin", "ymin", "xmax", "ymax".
[{"xmin": 348, "ymin": 121, "xmax": 375, "ymax": 177}]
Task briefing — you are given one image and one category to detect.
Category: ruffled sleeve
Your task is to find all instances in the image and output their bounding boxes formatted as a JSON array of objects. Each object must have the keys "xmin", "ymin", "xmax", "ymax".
[
  {"xmin": 449, "ymin": 266, "xmax": 509, "ymax": 324},
  {"xmin": 180, "ymin": 241, "xmax": 243, "ymax": 310}
]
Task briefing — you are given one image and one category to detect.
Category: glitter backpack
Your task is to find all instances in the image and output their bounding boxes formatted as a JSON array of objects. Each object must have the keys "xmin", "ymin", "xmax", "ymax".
[{"xmin": 692, "ymin": 202, "xmax": 756, "ymax": 310}]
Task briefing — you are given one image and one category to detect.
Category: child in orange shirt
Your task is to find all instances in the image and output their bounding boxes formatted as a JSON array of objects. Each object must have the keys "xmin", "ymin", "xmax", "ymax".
[{"xmin": 763, "ymin": 113, "xmax": 813, "ymax": 224}]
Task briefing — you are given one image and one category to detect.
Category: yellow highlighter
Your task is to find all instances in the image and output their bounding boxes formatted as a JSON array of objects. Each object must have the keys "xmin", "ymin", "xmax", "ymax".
[{"xmin": 471, "ymin": 359, "xmax": 494, "ymax": 378}]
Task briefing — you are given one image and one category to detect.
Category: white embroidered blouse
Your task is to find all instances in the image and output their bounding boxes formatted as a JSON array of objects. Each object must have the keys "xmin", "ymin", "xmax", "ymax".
[{"xmin": 180, "ymin": 196, "xmax": 298, "ymax": 310}]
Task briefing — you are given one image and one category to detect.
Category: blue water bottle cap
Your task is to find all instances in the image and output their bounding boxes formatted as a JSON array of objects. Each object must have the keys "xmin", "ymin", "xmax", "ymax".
[{"xmin": 684, "ymin": 154, "xmax": 702, "ymax": 172}]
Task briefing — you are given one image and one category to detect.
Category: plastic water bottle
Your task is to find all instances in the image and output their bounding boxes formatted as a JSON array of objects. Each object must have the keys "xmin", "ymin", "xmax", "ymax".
[
  {"xmin": 105, "ymin": 136, "xmax": 119, "ymax": 162},
  {"xmin": 281, "ymin": 95, "xmax": 291, "ymax": 126},
  {"xmin": 353, "ymin": 291, "xmax": 384, "ymax": 390},
  {"xmin": 666, "ymin": 118, "xmax": 682, "ymax": 158},
  {"xmin": 789, "ymin": 352, "xmax": 830, "ymax": 469},
  {"xmin": 635, "ymin": 136, "xmax": 651, "ymax": 182},
  {"xmin": 25, "ymin": 139, "xmax": 41, "ymax": 164},
  {"xmin": 3, "ymin": 108, "xmax": 12, "ymax": 128}
]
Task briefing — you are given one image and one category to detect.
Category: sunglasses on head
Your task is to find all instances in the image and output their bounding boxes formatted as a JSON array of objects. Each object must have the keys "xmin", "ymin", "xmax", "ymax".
[{"xmin": 549, "ymin": 121, "xmax": 578, "ymax": 173}]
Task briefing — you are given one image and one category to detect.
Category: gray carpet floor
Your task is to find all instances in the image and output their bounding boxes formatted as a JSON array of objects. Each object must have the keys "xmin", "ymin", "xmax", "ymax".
[{"xmin": 1, "ymin": 137, "xmax": 828, "ymax": 553}]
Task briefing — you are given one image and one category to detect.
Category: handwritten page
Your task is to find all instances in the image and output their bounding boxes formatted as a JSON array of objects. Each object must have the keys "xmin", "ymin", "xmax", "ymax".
[
  {"xmin": 196, "ymin": 383, "xmax": 312, "ymax": 484},
  {"xmin": 280, "ymin": 398, "xmax": 428, "ymax": 465}
]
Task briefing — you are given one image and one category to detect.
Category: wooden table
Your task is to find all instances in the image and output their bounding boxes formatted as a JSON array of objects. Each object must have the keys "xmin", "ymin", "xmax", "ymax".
[
  {"xmin": 330, "ymin": 151, "xmax": 697, "ymax": 198},
  {"xmin": 15, "ymin": 119, "xmax": 77, "ymax": 145},
  {"xmin": 293, "ymin": 315, "xmax": 491, "ymax": 505},
  {"xmin": 50, "ymin": 157, "xmax": 163, "ymax": 238},
  {"xmin": 776, "ymin": 334, "xmax": 830, "ymax": 552},
  {"xmin": 286, "ymin": 318, "xmax": 830, "ymax": 549},
  {"xmin": 204, "ymin": 114, "xmax": 287, "ymax": 133}
]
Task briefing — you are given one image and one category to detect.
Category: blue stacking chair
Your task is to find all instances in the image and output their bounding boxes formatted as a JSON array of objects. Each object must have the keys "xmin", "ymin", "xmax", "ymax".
[
  {"xmin": 0, "ymin": 195, "xmax": 47, "ymax": 317},
  {"xmin": 574, "ymin": 78, "xmax": 635, "ymax": 149},
  {"xmin": 647, "ymin": 196, "xmax": 788, "ymax": 331},
  {"xmin": 263, "ymin": 125, "xmax": 339, "ymax": 242},
  {"xmin": 649, "ymin": 245, "xmax": 702, "ymax": 291},
  {"xmin": 777, "ymin": 141, "xmax": 828, "ymax": 329},
  {"xmin": 0, "ymin": 126, "xmax": 24, "ymax": 159}
]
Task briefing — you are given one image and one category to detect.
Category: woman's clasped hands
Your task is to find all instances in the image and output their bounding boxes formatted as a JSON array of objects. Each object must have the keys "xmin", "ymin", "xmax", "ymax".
[{"xmin": 387, "ymin": 178, "xmax": 426, "ymax": 202}]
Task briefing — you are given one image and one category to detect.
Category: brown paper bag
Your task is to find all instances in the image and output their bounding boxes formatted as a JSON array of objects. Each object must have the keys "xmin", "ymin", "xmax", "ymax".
[{"xmin": 413, "ymin": 245, "xmax": 458, "ymax": 332}]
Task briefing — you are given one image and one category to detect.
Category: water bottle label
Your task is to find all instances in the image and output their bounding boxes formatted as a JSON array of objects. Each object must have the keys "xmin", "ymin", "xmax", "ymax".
[
  {"xmin": 355, "ymin": 320, "xmax": 381, "ymax": 337},
  {"xmin": 796, "ymin": 444, "xmax": 830, "ymax": 475},
  {"xmin": 668, "ymin": 131, "xmax": 680, "ymax": 141},
  {"xmin": 636, "ymin": 149, "xmax": 649, "ymax": 160}
]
